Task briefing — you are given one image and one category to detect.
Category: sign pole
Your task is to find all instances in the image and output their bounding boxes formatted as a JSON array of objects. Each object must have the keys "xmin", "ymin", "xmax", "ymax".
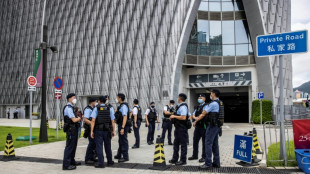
[
  {"xmin": 29, "ymin": 90, "xmax": 33, "ymax": 145},
  {"xmin": 56, "ymin": 98, "xmax": 59, "ymax": 140},
  {"xmin": 260, "ymin": 98, "xmax": 262, "ymax": 125},
  {"xmin": 279, "ymin": 55, "xmax": 287, "ymax": 165}
]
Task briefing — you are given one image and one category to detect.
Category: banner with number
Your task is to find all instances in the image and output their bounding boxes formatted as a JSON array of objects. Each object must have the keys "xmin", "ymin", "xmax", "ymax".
[{"xmin": 292, "ymin": 119, "xmax": 310, "ymax": 149}]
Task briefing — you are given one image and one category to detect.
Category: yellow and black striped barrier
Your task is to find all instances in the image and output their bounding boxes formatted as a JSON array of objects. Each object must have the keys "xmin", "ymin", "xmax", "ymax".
[
  {"xmin": 249, "ymin": 131, "xmax": 261, "ymax": 165},
  {"xmin": 46, "ymin": 120, "xmax": 49, "ymax": 128},
  {"xmin": 1, "ymin": 133, "xmax": 17, "ymax": 161},
  {"xmin": 149, "ymin": 135, "xmax": 169, "ymax": 170},
  {"xmin": 252, "ymin": 128, "xmax": 263, "ymax": 154}
]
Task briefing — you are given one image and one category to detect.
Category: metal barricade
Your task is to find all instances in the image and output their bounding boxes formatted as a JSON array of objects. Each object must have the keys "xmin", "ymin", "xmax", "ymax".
[{"xmin": 263, "ymin": 120, "xmax": 295, "ymax": 166}]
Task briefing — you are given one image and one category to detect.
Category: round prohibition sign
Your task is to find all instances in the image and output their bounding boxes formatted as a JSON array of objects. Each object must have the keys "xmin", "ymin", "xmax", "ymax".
[{"xmin": 53, "ymin": 77, "xmax": 63, "ymax": 90}]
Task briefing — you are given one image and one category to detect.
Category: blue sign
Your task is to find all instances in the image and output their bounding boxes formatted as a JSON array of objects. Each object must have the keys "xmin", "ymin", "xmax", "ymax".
[
  {"xmin": 258, "ymin": 92, "xmax": 264, "ymax": 99},
  {"xmin": 53, "ymin": 77, "xmax": 63, "ymax": 90},
  {"xmin": 256, "ymin": 30, "xmax": 308, "ymax": 57},
  {"xmin": 233, "ymin": 135, "xmax": 253, "ymax": 163}
]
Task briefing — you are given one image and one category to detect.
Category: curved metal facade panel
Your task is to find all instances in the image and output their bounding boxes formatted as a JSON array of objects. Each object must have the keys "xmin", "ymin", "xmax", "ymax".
[{"xmin": 0, "ymin": 0, "xmax": 200, "ymax": 117}]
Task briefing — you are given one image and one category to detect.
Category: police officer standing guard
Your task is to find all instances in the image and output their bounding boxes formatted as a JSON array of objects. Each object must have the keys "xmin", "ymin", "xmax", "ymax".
[
  {"xmin": 161, "ymin": 100, "xmax": 175, "ymax": 145},
  {"xmin": 169, "ymin": 93, "xmax": 189, "ymax": 166},
  {"xmin": 83, "ymin": 98, "xmax": 97, "ymax": 165},
  {"xmin": 188, "ymin": 94, "xmax": 208, "ymax": 163},
  {"xmin": 195, "ymin": 89, "xmax": 222, "ymax": 170},
  {"xmin": 63, "ymin": 93, "xmax": 82, "ymax": 170},
  {"xmin": 90, "ymin": 96, "xmax": 115, "ymax": 168},
  {"xmin": 145, "ymin": 102, "xmax": 159, "ymax": 145},
  {"xmin": 114, "ymin": 93, "xmax": 130, "ymax": 162},
  {"xmin": 131, "ymin": 99, "xmax": 142, "ymax": 149}
]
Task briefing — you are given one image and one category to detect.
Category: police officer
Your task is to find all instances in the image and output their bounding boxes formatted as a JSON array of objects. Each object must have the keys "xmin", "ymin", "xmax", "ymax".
[
  {"xmin": 145, "ymin": 102, "xmax": 159, "ymax": 145},
  {"xmin": 195, "ymin": 89, "xmax": 221, "ymax": 170},
  {"xmin": 83, "ymin": 97, "xmax": 97, "ymax": 165},
  {"xmin": 62, "ymin": 93, "xmax": 82, "ymax": 170},
  {"xmin": 188, "ymin": 94, "xmax": 208, "ymax": 163},
  {"xmin": 114, "ymin": 93, "xmax": 130, "ymax": 163},
  {"xmin": 161, "ymin": 100, "xmax": 175, "ymax": 145},
  {"xmin": 169, "ymin": 93, "xmax": 189, "ymax": 166},
  {"xmin": 90, "ymin": 96, "xmax": 115, "ymax": 168},
  {"xmin": 131, "ymin": 99, "xmax": 142, "ymax": 149}
]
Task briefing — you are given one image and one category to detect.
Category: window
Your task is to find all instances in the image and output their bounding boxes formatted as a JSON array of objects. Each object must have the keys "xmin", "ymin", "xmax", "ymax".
[{"xmin": 222, "ymin": 21, "xmax": 234, "ymax": 44}]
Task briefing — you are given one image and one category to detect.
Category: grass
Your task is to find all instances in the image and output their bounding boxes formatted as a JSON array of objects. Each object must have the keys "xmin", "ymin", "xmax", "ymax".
[
  {"xmin": 0, "ymin": 126, "xmax": 67, "ymax": 151},
  {"xmin": 267, "ymin": 140, "xmax": 297, "ymax": 167}
]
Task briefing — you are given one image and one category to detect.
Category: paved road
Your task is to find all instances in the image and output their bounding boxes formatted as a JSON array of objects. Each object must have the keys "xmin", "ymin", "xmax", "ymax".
[{"xmin": 0, "ymin": 122, "xmax": 302, "ymax": 173}]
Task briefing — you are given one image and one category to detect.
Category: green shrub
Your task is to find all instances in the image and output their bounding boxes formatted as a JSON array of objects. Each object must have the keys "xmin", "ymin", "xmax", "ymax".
[{"xmin": 252, "ymin": 99, "xmax": 273, "ymax": 123}]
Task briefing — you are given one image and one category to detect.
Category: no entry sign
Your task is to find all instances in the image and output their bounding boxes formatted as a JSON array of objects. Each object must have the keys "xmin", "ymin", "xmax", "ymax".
[
  {"xmin": 53, "ymin": 77, "xmax": 63, "ymax": 90},
  {"xmin": 27, "ymin": 76, "xmax": 37, "ymax": 87}
]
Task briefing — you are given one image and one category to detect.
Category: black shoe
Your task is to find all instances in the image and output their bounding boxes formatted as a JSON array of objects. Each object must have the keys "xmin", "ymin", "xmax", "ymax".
[
  {"xmin": 107, "ymin": 161, "xmax": 115, "ymax": 166},
  {"xmin": 62, "ymin": 165, "xmax": 76, "ymax": 170},
  {"xmin": 199, "ymin": 164, "xmax": 212, "ymax": 170},
  {"xmin": 199, "ymin": 158, "xmax": 205, "ymax": 163},
  {"xmin": 72, "ymin": 162, "xmax": 81, "ymax": 166},
  {"xmin": 168, "ymin": 142, "xmax": 173, "ymax": 145},
  {"xmin": 114, "ymin": 155, "xmax": 121, "ymax": 159},
  {"xmin": 212, "ymin": 163, "xmax": 221, "ymax": 168},
  {"xmin": 169, "ymin": 159, "xmax": 177, "ymax": 164},
  {"xmin": 132, "ymin": 145, "xmax": 139, "ymax": 149},
  {"xmin": 151, "ymin": 141, "xmax": 154, "ymax": 144},
  {"xmin": 94, "ymin": 164, "xmax": 105, "ymax": 168},
  {"xmin": 188, "ymin": 156, "xmax": 198, "ymax": 160},
  {"xmin": 118, "ymin": 158, "xmax": 129, "ymax": 163},
  {"xmin": 147, "ymin": 141, "xmax": 152, "ymax": 145},
  {"xmin": 85, "ymin": 160, "xmax": 95, "ymax": 165},
  {"xmin": 176, "ymin": 161, "xmax": 186, "ymax": 166}
]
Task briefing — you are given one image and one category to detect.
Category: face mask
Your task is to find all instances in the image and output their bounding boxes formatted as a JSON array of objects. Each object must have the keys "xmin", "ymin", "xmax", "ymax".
[
  {"xmin": 210, "ymin": 96, "xmax": 213, "ymax": 100},
  {"xmin": 105, "ymin": 100, "xmax": 109, "ymax": 104},
  {"xmin": 151, "ymin": 105, "xmax": 155, "ymax": 108},
  {"xmin": 198, "ymin": 99, "xmax": 203, "ymax": 104},
  {"xmin": 170, "ymin": 105, "xmax": 174, "ymax": 107},
  {"xmin": 115, "ymin": 98, "xmax": 119, "ymax": 103},
  {"xmin": 72, "ymin": 99, "xmax": 77, "ymax": 105},
  {"xmin": 95, "ymin": 103, "xmax": 98, "ymax": 106}
]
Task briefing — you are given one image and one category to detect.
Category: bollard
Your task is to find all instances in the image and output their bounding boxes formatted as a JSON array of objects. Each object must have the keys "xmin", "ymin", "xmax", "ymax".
[
  {"xmin": 149, "ymin": 135, "xmax": 169, "ymax": 170},
  {"xmin": 1, "ymin": 133, "xmax": 18, "ymax": 161},
  {"xmin": 252, "ymin": 128, "xmax": 263, "ymax": 154},
  {"xmin": 46, "ymin": 120, "xmax": 49, "ymax": 129},
  {"xmin": 249, "ymin": 131, "xmax": 261, "ymax": 165}
]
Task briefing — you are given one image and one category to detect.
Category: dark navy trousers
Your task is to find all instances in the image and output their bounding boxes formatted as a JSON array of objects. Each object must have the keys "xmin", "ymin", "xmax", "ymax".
[
  {"xmin": 172, "ymin": 126, "xmax": 188, "ymax": 162},
  {"xmin": 85, "ymin": 134, "xmax": 96, "ymax": 162},
  {"xmin": 94, "ymin": 130, "xmax": 113, "ymax": 166},
  {"xmin": 63, "ymin": 128, "xmax": 79, "ymax": 168},
  {"xmin": 192, "ymin": 126, "xmax": 206, "ymax": 159},
  {"xmin": 161, "ymin": 120, "xmax": 172, "ymax": 144},
  {"xmin": 117, "ymin": 125, "xmax": 129, "ymax": 160},
  {"xmin": 133, "ymin": 119, "xmax": 141, "ymax": 147},
  {"xmin": 147, "ymin": 121, "xmax": 156, "ymax": 142},
  {"xmin": 205, "ymin": 125, "xmax": 220, "ymax": 166}
]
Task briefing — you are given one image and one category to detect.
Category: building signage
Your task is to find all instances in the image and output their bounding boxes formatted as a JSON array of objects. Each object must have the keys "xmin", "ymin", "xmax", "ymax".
[
  {"xmin": 256, "ymin": 30, "xmax": 308, "ymax": 57},
  {"xmin": 189, "ymin": 71, "xmax": 252, "ymax": 88}
]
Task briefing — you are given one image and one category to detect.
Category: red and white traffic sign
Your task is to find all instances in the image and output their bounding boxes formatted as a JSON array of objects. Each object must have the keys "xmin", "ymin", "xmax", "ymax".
[
  {"xmin": 54, "ymin": 93, "xmax": 62, "ymax": 100},
  {"xmin": 27, "ymin": 76, "xmax": 37, "ymax": 87}
]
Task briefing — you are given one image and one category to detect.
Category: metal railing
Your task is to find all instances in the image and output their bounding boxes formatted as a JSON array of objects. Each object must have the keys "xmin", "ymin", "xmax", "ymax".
[
  {"xmin": 263, "ymin": 120, "xmax": 295, "ymax": 166},
  {"xmin": 274, "ymin": 105, "xmax": 310, "ymax": 121}
]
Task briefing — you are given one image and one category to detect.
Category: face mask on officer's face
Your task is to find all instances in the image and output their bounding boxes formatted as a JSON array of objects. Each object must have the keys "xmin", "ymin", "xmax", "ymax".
[
  {"xmin": 95, "ymin": 103, "xmax": 98, "ymax": 106},
  {"xmin": 210, "ymin": 95, "xmax": 213, "ymax": 100},
  {"xmin": 105, "ymin": 100, "xmax": 109, "ymax": 104},
  {"xmin": 151, "ymin": 105, "xmax": 155, "ymax": 109},
  {"xmin": 198, "ymin": 99, "xmax": 203, "ymax": 104},
  {"xmin": 72, "ymin": 99, "xmax": 77, "ymax": 105},
  {"xmin": 115, "ymin": 98, "xmax": 119, "ymax": 104}
]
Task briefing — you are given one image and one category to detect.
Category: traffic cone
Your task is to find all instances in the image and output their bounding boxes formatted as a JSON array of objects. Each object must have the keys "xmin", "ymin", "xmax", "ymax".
[
  {"xmin": 249, "ymin": 132, "xmax": 261, "ymax": 164},
  {"xmin": 149, "ymin": 135, "xmax": 169, "ymax": 170},
  {"xmin": 46, "ymin": 120, "xmax": 49, "ymax": 128},
  {"xmin": 1, "ymin": 133, "xmax": 18, "ymax": 161},
  {"xmin": 252, "ymin": 128, "xmax": 263, "ymax": 154}
]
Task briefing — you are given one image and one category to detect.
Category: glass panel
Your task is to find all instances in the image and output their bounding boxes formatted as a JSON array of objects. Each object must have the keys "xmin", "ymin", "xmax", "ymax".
[
  {"xmin": 249, "ymin": 43, "xmax": 254, "ymax": 55},
  {"xmin": 210, "ymin": 45, "xmax": 222, "ymax": 56},
  {"xmin": 235, "ymin": 20, "xmax": 249, "ymax": 44},
  {"xmin": 223, "ymin": 45, "xmax": 235, "ymax": 56},
  {"xmin": 197, "ymin": 20, "xmax": 209, "ymax": 43},
  {"xmin": 199, "ymin": 0, "xmax": 208, "ymax": 11},
  {"xmin": 209, "ymin": 21, "xmax": 222, "ymax": 45},
  {"xmin": 236, "ymin": 44, "xmax": 248, "ymax": 56},
  {"xmin": 209, "ymin": 2, "xmax": 221, "ymax": 11},
  {"xmin": 234, "ymin": 0, "xmax": 244, "ymax": 11},
  {"xmin": 186, "ymin": 43, "xmax": 198, "ymax": 55},
  {"xmin": 198, "ymin": 43, "xmax": 209, "ymax": 56},
  {"xmin": 222, "ymin": 2, "xmax": 234, "ymax": 11},
  {"xmin": 222, "ymin": 21, "xmax": 234, "ymax": 44}
]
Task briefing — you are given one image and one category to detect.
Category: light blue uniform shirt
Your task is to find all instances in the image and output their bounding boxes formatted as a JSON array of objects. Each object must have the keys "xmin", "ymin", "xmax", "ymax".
[
  {"xmin": 176, "ymin": 102, "xmax": 188, "ymax": 116},
  {"xmin": 119, "ymin": 103, "xmax": 129, "ymax": 117},
  {"xmin": 90, "ymin": 104, "xmax": 115, "ymax": 120},
  {"xmin": 204, "ymin": 99, "xmax": 220, "ymax": 113},
  {"xmin": 64, "ymin": 103, "xmax": 75, "ymax": 118},
  {"xmin": 84, "ymin": 106, "xmax": 93, "ymax": 119}
]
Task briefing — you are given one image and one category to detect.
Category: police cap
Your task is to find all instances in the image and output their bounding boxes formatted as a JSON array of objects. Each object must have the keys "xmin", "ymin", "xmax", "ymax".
[
  {"xmin": 199, "ymin": 94, "xmax": 206, "ymax": 98},
  {"xmin": 66, "ymin": 93, "xmax": 76, "ymax": 100}
]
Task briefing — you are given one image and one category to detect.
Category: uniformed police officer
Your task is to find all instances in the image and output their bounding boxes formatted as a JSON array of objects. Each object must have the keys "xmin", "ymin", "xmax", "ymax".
[
  {"xmin": 188, "ymin": 94, "xmax": 208, "ymax": 163},
  {"xmin": 114, "ymin": 93, "xmax": 130, "ymax": 162},
  {"xmin": 195, "ymin": 89, "xmax": 221, "ymax": 170},
  {"xmin": 145, "ymin": 102, "xmax": 159, "ymax": 145},
  {"xmin": 161, "ymin": 100, "xmax": 175, "ymax": 145},
  {"xmin": 131, "ymin": 99, "xmax": 142, "ymax": 149},
  {"xmin": 90, "ymin": 96, "xmax": 115, "ymax": 168},
  {"xmin": 169, "ymin": 93, "xmax": 189, "ymax": 166},
  {"xmin": 83, "ymin": 97, "xmax": 97, "ymax": 165},
  {"xmin": 62, "ymin": 93, "xmax": 82, "ymax": 170}
]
